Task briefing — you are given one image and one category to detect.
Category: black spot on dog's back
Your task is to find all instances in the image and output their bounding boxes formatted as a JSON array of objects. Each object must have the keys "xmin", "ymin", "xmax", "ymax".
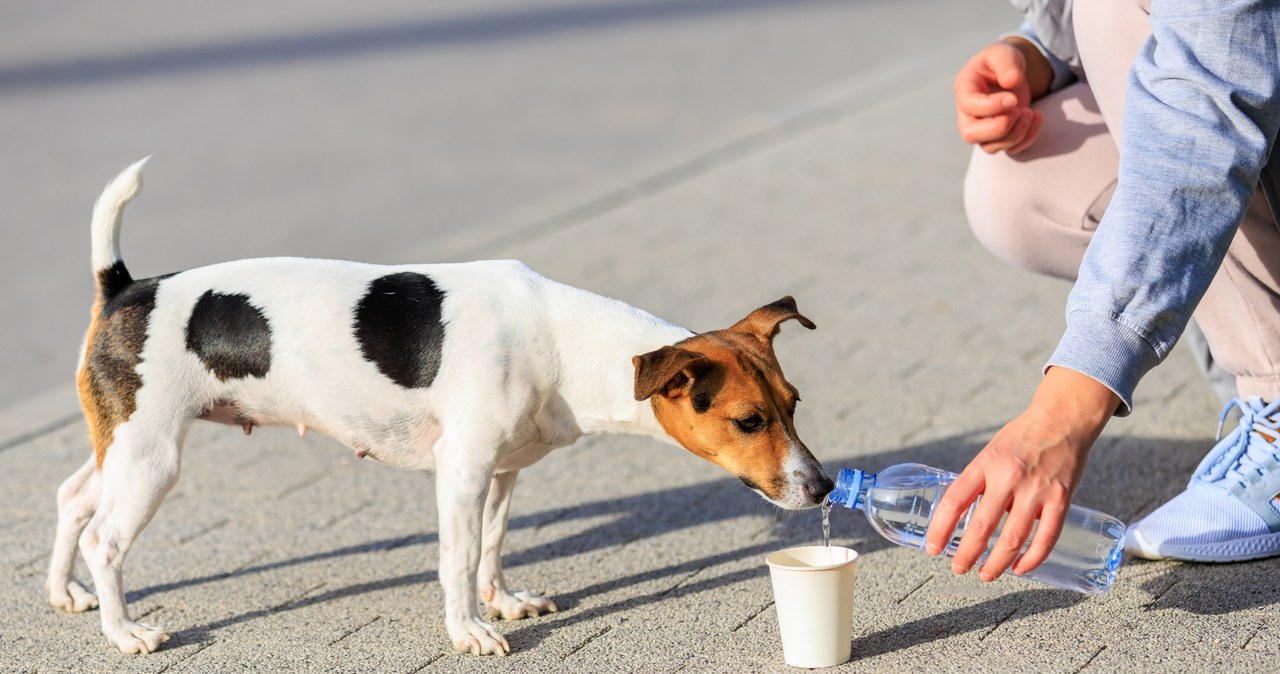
[
  {"xmin": 97, "ymin": 260, "xmax": 134, "ymax": 302},
  {"xmin": 354, "ymin": 272, "xmax": 446, "ymax": 389},
  {"xmin": 186, "ymin": 291, "xmax": 272, "ymax": 381}
]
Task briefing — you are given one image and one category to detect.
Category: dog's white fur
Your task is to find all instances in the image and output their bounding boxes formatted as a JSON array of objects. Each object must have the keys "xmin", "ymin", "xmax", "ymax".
[{"xmin": 49, "ymin": 159, "xmax": 827, "ymax": 656}]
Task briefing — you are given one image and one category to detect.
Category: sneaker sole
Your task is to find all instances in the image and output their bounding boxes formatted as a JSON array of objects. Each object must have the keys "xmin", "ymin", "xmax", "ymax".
[{"xmin": 1127, "ymin": 529, "xmax": 1280, "ymax": 562}]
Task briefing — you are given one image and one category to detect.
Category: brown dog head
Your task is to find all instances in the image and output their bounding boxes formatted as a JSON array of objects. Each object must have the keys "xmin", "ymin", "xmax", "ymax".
[{"xmin": 633, "ymin": 297, "xmax": 832, "ymax": 509}]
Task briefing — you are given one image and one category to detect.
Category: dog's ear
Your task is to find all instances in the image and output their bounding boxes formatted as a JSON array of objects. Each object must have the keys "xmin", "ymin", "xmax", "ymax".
[
  {"xmin": 633, "ymin": 346, "xmax": 712, "ymax": 401},
  {"xmin": 729, "ymin": 296, "xmax": 816, "ymax": 342}
]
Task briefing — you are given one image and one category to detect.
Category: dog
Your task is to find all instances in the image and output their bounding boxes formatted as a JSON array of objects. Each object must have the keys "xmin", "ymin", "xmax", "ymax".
[{"xmin": 47, "ymin": 158, "xmax": 834, "ymax": 656}]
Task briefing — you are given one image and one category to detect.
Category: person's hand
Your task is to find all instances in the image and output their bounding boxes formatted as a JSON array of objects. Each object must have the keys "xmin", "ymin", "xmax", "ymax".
[
  {"xmin": 924, "ymin": 367, "xmax": 1119, "ymax": 581},
  {"xmin": 953, "ymin": 39, "xmax": 1051, "ymax": 156}
]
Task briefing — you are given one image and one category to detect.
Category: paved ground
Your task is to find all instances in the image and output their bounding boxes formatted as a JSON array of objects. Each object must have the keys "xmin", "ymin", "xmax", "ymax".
[
  {"xmin": 3, "ymin": 5, "xmax": 1279, "ymax": 674},
  {"xmin": 0, "ymin": 0, "xmax": 1010, "ymax": 410}
]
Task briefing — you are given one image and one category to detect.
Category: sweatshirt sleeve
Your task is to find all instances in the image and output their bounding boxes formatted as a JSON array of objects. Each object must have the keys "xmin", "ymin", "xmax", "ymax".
[{"xmin": 1045, "ymin": 0, "xmax": 1280, "ymax": 415}]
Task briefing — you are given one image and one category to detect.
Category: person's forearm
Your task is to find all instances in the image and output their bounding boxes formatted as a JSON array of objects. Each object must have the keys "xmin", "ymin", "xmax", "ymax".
[
  {"xmin": 999, "ymin": 36, "xmax": 1053, "ymax": 102},
  {"xmin": 1050, "ymin": 1, "xmax": 1280, "ymax": 413}
]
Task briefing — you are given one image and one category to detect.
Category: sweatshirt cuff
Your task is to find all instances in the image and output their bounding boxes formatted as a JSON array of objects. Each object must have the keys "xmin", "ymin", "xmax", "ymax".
[
  {"xmin": 1044, "ymin": 311, "xmax": 1163, "ymax": 417},
  {"xmin": 1000, "ymin": 22, "xmax": 1077, "ymax": 93}
]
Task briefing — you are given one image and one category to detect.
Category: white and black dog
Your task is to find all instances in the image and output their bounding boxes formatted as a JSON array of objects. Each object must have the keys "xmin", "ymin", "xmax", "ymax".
[{"xmin": 49, "ymin": 158, "xmax": 833, "ymax": 656}]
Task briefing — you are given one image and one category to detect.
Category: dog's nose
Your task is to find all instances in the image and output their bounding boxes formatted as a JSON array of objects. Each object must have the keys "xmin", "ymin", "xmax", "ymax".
[{"xmin": 804, "ymin": 473, "xmax": 835, "ymax": 503}]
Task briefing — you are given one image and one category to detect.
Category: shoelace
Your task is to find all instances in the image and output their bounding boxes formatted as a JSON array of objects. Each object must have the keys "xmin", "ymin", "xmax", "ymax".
[{"xmin": 1208, "ymin": 397, "xmax": 1280, "ymax": 489}]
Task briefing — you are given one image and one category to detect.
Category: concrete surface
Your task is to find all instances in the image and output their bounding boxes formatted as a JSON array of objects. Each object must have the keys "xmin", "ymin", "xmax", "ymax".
[
  {"xmin": 0, "ymin": 0, "xmax": 1011, "ymax": 410},
  {"xmin": 2, "ymin": 2, "xmax": 1278, "ymax": 673}
]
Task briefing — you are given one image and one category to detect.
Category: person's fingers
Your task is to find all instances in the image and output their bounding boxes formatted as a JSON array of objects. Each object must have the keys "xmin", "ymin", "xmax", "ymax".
[
  {"xmin": 978, "ymin": 501, "xmax": 1038, "ymax": 581},
  {"xmin": 950, "ymin": 488, "xmax": 1011, "ymax": 575},
  {"xmin": 925, "ymin": 469, "xmax": 984, "ymax": 556},
  {"xmin": 1006, "ymin": 110, "xmax": 1044, "ymax": 156},
  {"xmin": 956, "ymin": 75, "xmax": 1018, "ymax": 118},
  {"xmin": 979, "ymin": 107, "xmax": 1033, "ymax": 154},
  {"xmin": 1012, "ymin": 496, "xmax": 1068, "ymax": 575},
  {"xmin": 954, "ymin": 51, "xmax": 1021, "ymax": 118},
  {"xmin": 985, "ymin": 45, "xmax": 1026, "ymax": 93},
  {"xmin": 959, "ymin": 109, "xmax": 1020, "ymax": 146}
]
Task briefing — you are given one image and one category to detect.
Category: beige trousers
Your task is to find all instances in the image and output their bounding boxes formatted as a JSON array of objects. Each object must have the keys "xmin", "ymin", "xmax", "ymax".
[{"xmin": 964, "ymin": 0, "xmax": 1280, "ymax": 400}]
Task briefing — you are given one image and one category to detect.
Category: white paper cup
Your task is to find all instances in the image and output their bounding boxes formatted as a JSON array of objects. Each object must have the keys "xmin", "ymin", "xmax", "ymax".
[{"xmin": 765, "ymin": 545, "xmax": 858, "ymax": 668}]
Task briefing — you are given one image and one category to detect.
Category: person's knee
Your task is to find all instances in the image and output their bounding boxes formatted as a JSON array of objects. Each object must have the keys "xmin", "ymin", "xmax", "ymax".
[{"xmin": 963, "ymin": 148, "xmax": 1048, "ymax": 273}]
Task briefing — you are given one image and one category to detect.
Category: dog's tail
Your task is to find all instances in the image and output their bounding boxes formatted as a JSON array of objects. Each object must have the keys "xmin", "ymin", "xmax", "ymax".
[{"xmin": 90, "ymin": 156, "xmax": 151, "ymax": 300}]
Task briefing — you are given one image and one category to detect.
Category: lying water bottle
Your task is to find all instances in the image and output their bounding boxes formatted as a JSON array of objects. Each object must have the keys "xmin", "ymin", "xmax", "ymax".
[{"xmin": 828, "ymin": 463, "xmax": 1125, "ymax": 594}]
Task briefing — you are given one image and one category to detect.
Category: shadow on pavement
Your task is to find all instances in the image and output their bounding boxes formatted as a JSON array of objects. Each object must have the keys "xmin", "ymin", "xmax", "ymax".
[
  {"xmin": 139, "ymin": 430, "xmax": 1259, "ymax": 642},
  {"xmin": 847, "ymin": 589, "xmax": 1085, "ymax": 660}
]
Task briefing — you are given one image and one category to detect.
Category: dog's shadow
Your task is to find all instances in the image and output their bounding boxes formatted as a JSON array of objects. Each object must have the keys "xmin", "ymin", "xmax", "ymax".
[{"xmin": 136, "ymin": 429, "xmax": 1257, "ymax": 650}]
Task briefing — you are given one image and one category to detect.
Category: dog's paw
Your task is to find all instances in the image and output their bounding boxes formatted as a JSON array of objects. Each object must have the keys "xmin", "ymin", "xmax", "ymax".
[
  {"xmin": 449, "ymin": 617, "xmax": 510, "ymax": 656},
  {"xmin": 48, "ymin": 578, "xmax": 98, "ymax": 613},
  {"xmin": 106, "ymin": 621, "xmax": 169, "ymax": 655},
  {"xmin": 484, "ymin": 589, "xmax": 558, "ymax": 621}
]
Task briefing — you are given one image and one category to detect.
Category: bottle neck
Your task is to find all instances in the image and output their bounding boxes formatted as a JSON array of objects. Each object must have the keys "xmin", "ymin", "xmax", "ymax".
[{"xmin": 831, "ymin": 468, "xmax": 872, "ymax": 510}]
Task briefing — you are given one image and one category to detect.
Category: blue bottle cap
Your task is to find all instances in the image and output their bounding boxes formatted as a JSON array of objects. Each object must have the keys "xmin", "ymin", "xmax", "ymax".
[{"xmin": 831, "ymin": 468, "xmax": 864, "ymax": 509}]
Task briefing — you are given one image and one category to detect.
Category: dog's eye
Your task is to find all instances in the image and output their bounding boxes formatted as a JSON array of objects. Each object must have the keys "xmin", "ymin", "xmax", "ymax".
[{"xmin": 735, "ymin": 414, "xmax": 765, "ymax": 433}]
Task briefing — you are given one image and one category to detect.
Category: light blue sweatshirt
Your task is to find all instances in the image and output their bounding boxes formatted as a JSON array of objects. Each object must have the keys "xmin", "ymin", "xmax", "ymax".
[{"xmin": 1017, "ymin": 0, "xmax": 1280, "ymax": 414}]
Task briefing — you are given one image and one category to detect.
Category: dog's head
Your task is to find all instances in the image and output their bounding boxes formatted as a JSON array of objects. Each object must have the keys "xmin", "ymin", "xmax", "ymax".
[{"xmin": 633, "ymin": 296, "xmax": 832, "ymax": 510}]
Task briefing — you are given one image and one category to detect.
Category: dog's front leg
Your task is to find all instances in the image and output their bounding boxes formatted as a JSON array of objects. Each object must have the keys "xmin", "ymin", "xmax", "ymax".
[
  {"xmin": 479, "ymin": 470, "xmax": 558, "ymax": 620},
  {"xmin": 435, "ymin": 458, "xmax": 509, "ymax": 656}
]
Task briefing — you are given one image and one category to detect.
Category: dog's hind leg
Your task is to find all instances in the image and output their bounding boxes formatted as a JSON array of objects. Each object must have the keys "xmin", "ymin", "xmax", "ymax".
[
  {"xmin": 79, "ymin": 414, "xmax": 188, "ymax": 655},
  {"xmin": 47, "ymin": 456, "xmax": 102, "ymax": 613},
  {"xmin": 478, "ymin": 470, "xmax": 557, "ymax": 621}
]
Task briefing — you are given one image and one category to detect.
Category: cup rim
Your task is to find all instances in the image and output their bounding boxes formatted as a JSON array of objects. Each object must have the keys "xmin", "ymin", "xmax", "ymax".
[{"xmin": 765, "ymin": 545, "xmax": 859, "ymax": 572}]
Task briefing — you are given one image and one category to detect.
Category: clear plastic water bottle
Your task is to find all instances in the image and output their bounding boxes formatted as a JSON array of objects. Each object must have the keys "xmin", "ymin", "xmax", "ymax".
[{"xmin": 828, "ymin": 463, "xmax": 1125, "ymax": 594}]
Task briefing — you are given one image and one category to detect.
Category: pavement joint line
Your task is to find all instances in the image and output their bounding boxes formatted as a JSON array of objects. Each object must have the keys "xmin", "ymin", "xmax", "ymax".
[
  {"xmin": 899, "ymin": 358, "xmax": 927, "ymax": 380},
  {"xmin": 1160, "ymin": 379, "xmax": 1190, "ymax": 403},
  {"xmin": 229, "ymin": 551, "xmax": 270, "ymax": 575},
  {"xmin": 730, "ymin": 599, "xmax": 774, "ymax": 633},
  {"xmin": 328, "ymin": 614, "xmax": 382, "ymax": 646},
  {"xmin": 154, "ymin": 639, "xmax": 216, "ymax": 674},
  {"xmin": 660, "ymin": 567, "xmax": 706, "ymax": 598},
  {"xmin": 178, "ymin": 518, "xmax": 229, "ymax": 545},
  {"xmin": 316, "ymin": 500, "xmax": 373, "ymax": 530},
  {"xmin": 0, "ymin": 412, "xmax": 80, "ymax": 454},
  {"xmin": 963, "ymin": 377, "xmax": 997, "ymax": 401},
  {"xmin": 275, "ymin": 469, "xmax": 332, "ymax": 500},
  {"xmin": 896, "ymin": 574, "xmax": 935, "ymax": 605},
  {"xmin": 15, "ymin": 551, "xmax": 48, "ymax": 571},
  {"xmin": 405, "ymin": 652, "xmax": 446, "ymax": 672},
  {"xmin": 378, "ymin": 533, "xmax": 425, "ymax": 554},
  {"xmin": 278, "ymin": 582, "xmax": 327, "ymax": 610},
  {"xmin": 452, "ymin": 47, "xmax": 967, "ymax": 262},
  {"xmin": 1076, "ymin": 644, "xmax": 1106, "ymax": 673},
  {"xmin": 1241, "ymin": 625, "xmax": 1264, "ymax": 651},
  {"xmin": 563, "ymin": 624, "xmax": 612, "ymax": 659},
  {"xmin": 977, "ymin": 604, "xmax": 1020, "ymax": 642},
  {"xmin": 532, "ymin": 504, "xmax": 582, "ymax": 535},
  {"xmin": 899, "ymin": 419, "xmax": 934, "ymax": 446},
  {"xmin": 1142, "ymin": 579, "xmax": 1179, "ymax": 611},
  {"xmin": 134, "ymin": 604, "xmax": 163, "ymax": 620}
]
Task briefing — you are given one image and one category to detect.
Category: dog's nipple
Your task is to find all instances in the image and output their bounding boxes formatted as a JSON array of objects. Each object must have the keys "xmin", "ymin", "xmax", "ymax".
[
  {"xmin": 242, "ymin": 423, "xmax": 253, "ymax": 436},
  {"xmin": 297, "ymin": 423, "xmax": 307, "ymax": 438}
]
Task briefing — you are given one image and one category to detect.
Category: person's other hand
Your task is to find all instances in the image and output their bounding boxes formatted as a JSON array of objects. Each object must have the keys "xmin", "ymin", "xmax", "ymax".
[
  {"xmin": 954, "ymin": 40, "xmax": 1046, "ymax": 156},
  {"xmin": 923, "ymin": 368, "xmax": 1119, "ymax": 581}
]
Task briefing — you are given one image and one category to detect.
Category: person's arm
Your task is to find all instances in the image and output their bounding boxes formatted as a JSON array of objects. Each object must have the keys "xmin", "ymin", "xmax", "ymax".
[
  {"xmin": 1054, "ymin": 0, "xmax": 1280, "ymax": 414},
  {"xmin": 932, "ymin": 0, "xmax": 1280, "ymax": 579}
]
